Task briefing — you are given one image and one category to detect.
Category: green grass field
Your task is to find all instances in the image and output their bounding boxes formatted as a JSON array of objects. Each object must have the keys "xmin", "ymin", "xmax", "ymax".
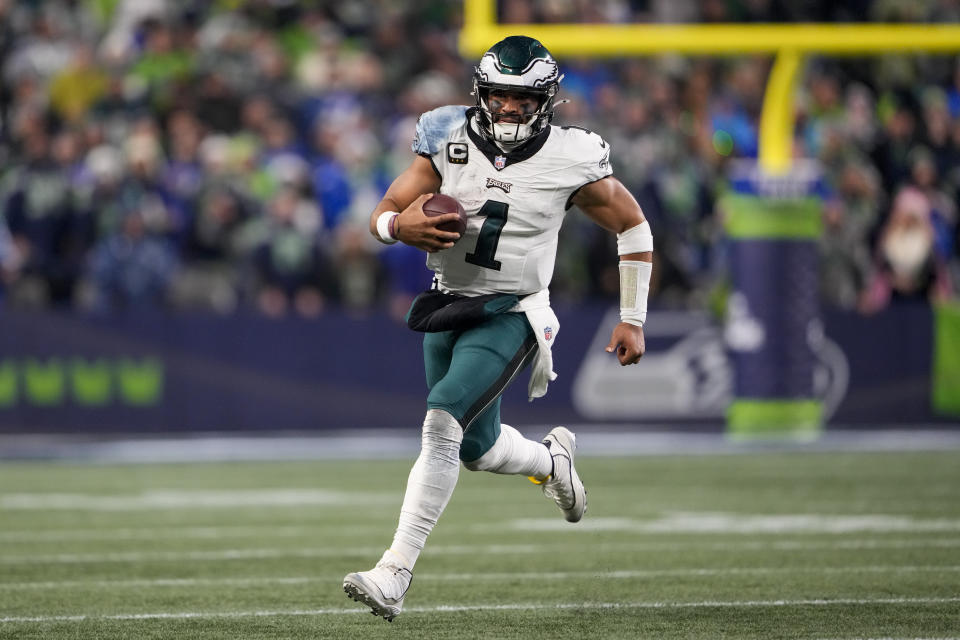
[{"xmin": 1, "ymin": 448, "xmax": 959, "ymax": 639}]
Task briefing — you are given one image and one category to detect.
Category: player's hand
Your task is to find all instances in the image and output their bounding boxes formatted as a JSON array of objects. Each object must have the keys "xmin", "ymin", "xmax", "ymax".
[
  {"xmin": 396, "ymin": 193, "xmax": 462, "ymax": 253},
  {"xmin": 605, "ymin": 322, "xmax": 645, "ymax": 366}
]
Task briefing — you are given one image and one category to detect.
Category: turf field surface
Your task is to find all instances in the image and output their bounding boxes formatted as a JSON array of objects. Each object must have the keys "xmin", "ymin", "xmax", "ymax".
[{"xmin": 1, "ymin": 448, "xmax": 958, "ymax": 639}]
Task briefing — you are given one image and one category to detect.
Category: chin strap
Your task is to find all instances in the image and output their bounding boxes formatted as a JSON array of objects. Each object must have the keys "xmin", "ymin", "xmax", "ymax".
[{"xmin": 490, "ymin": 119, "xmax": 533, "ymax": 148}]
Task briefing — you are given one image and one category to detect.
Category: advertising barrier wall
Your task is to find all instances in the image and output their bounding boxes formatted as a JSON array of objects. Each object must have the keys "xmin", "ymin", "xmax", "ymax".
[{"xmin": 0, "ymin": 302, "xmax": 955, "ymax": 434}]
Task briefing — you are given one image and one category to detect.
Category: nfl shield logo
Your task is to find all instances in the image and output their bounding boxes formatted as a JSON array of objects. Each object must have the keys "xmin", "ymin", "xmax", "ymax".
[
  {"xmin": 543, "ymin": 326, "xmax": 553, "ymax": 341},
  {"xmin": 494, "ymin": 155, "xmax": 506, "ymax": 170}
]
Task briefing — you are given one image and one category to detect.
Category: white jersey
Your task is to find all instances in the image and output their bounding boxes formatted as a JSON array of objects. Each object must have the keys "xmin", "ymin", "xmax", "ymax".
[{"xmin": 413, "ymin": 106, "xmax": 612, "ymax": 296}]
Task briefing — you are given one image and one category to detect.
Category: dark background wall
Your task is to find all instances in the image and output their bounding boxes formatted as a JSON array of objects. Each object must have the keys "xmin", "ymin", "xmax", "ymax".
[{"xmin": 0, "ymin": 301, "xmax": 954, "ymax": 434}]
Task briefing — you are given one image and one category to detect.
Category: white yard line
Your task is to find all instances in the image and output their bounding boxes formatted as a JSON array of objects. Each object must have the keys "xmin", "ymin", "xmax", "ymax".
[
  {"xmin": 4, "ymin": 429, "xmax": 960, "ymax": 462},
  {"xmin": 5, "ymin": 511, "xmax": 960, "ymax": 542},
  {"xmin": 502, "ymin": 514, "xmax": 960, "ymax": 534},
  {"xmin": 0, "ymin": 489, "xmax": 395, "ymax": 511},
  {"xmin": 3, "ymin": 538, "xmax": 960, "ymax": 565},
  {"xmin": 0, "ymin": 565, "xmax": 958, "ymax": 590},
  {"xmin": 2, "ymin": 597, "xmax": 959, "ymax": 624},
  {"xmin": 0, "ymin": 524, "xmax": 380, "ymax": 543}
]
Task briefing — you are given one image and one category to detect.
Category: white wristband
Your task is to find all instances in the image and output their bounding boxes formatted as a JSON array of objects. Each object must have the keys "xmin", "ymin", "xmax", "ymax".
[
  {"xmin": 375, "ymin": 211, "xmax": 399, "ymax": 244},
  {"xmin": 619, "ymin": 260, "xmax": 652, "ymax": 327},
  {"xmin": 617, "ymin": 220, "xmax": 653, "ymax": 255}
]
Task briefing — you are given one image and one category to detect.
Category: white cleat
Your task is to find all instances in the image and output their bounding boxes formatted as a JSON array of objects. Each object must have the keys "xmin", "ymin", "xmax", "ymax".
[
  {"xmin": 343, "ymin": 550, "xmax": 413, "ymax": 622},
  {"xmin": 541, "ymin": 427, "xmax": 587, "ymax": 523}
]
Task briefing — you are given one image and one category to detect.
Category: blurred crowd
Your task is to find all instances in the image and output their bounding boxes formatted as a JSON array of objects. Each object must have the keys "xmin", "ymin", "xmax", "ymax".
[{"xmin": 0, "ymin": 0, "xmax": 958, "ymax": 319}]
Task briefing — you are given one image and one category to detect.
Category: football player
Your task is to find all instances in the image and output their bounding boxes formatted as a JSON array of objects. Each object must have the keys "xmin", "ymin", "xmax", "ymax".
[{"xmin": 343, "ymin": 35, "xmax": 653, "ymax": 621}]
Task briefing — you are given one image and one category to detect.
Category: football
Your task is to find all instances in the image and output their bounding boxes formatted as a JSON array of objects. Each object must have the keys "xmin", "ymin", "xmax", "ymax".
[{"xmin": 422, "ymin": 193, "xmax": 467, "ymax": 237}]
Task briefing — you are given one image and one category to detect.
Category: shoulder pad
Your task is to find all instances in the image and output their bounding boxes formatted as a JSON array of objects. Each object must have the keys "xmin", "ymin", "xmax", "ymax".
[
  {"xmin": 555, "ymin": 125, "xmax": 612, "ymax": 174},
  {"xmin": 412, "ymin": 106, "xmax": 470, "ymax": 156}
]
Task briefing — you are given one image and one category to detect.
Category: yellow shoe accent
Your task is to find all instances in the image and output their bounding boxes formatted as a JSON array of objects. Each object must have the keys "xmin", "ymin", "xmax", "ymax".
[
  {"xmin": 385, "ymin": 548, "xmax": 411, "ymax": 569},
  {"xmin": 528, "ymin": 475, "xmax": 550, "ymax": 485}
]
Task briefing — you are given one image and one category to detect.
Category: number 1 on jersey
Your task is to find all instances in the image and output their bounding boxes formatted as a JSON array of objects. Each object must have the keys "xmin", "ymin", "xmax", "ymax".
[{"xmin": 465, "ymin": 200, "xmax": 508, "ymax": 270}]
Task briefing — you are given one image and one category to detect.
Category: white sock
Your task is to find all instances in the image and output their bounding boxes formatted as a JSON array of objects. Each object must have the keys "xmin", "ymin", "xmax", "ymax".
[
  {"xmin": 389, "ymin": 409, "xmax": 462, "ymax": 569},
  {"xmin": 462, "ymin": 424, "xmax": 552, "ymax": 479}
]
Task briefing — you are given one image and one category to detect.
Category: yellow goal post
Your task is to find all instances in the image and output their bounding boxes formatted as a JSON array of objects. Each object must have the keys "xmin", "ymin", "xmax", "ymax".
[{"xmin": 459, "ymin": 0, "xmax": 960, "ymax": 174}]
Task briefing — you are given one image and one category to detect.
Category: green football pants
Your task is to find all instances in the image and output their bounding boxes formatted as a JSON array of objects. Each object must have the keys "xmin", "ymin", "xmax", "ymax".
[{"xmin": 423, "ymin": 312, "xmax": 537, "ymax": 462}]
